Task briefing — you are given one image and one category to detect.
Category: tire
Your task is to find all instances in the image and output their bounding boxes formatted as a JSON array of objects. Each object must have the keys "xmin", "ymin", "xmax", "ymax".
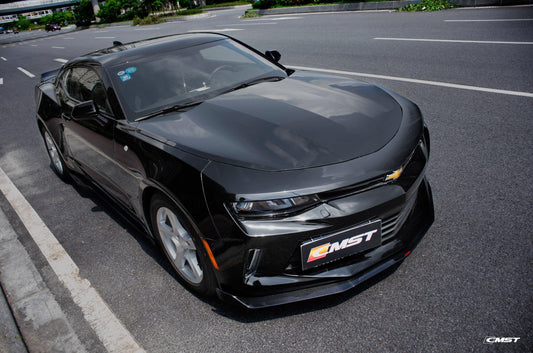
[
  {"xmin": 150, "ymin": 193, "xmax": 217, "ymax": 296},
  {"xmin": 41, "ymin": 128, "xmax": 70, "ymax": 182}
]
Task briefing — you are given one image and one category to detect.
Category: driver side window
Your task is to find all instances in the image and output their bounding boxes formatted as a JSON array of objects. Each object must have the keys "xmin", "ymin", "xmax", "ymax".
[{"xmin": 64, "ymin": 67, "xmax": 110, "ymax": 114}]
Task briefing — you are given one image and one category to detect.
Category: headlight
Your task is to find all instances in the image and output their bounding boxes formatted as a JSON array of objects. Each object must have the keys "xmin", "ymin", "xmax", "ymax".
[{"xmin": 230, "ymin": 195, "xmax": 319, "ymax": 218}]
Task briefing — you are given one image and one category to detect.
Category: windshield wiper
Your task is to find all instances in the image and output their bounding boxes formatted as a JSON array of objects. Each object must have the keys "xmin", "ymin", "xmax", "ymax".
[
  {"xmin": 135, "ymin": 101, "xmax": 202, "ymax": 122},
  {"xmin": 222, "ymin": 76, "xmax": 285, "ymax": 94}
]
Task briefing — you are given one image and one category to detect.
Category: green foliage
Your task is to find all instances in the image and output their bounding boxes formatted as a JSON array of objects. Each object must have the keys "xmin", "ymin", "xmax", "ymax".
[
  {"xmin": 252, "ymin": 0, "xmax": 276, "ymax": 9},
  {"xmin": 174, "ymin": 8, "xmax": 203, "ymax": 15},
  {"xmin": 277, "ymin": 0, "xmax": 312, "ymax": 6},
  {"xmin": 205, "ymin": 0, "xmax": 251, "ymax": 4},
  {"xmin": 56, "ymin": 11, "xmax": 73, "ymax": 24},
  {"xmin": 179, "ymin": 0, "xmax": 195, "ymax": 9},
  {"xmin": 132, "ymin": 15, "xmax": 165, "ymax": 25},
  {"xmin": 399, "ymin": 0, "xmax": 455, "ymax": 11},
  {"xmin": 73, "ymin": 0, "xmax": 95, "ymax": 26},
  {"xmin": 121, "ymin": 0, "xmax": 142, "ymax": 9},
  {"xmin": 15, "ymin": 15, "xmax": 31, "ymax": 30},
  {"xmin": 40, "ymin": 11, "xmax": 74, "ymax": 25},
  {"xmin": 40, "ymin": 15, "xmax": 52, "ymax": 25},
  {"xmin": 241, "ymin": 10, "xmax": 260, "ymax": 17},
  {"xmin": 97, "ymin": 0, "xmax": 122, "ymax": 22},
  {"xmin": 152, "ymin": 0, "xmax": 163, "ymax": 10},
  {"xmin": 251, "ymin": 0, "xmax": 400, "ymax": 9}
]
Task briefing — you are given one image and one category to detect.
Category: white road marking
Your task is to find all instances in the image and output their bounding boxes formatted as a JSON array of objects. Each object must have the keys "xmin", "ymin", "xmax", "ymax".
[
  {"xmin": 54, "ymin": 58, "xmax": 68, "ymax": 63},
  {"xmin": 266, "ymin": 16, "xmax": 300, "ymax": 20},
  {"xmin": 52, "ymin": 46, "xmax": 65, "ymax": 49},
  {"xmin": 244, "ymin": 16, "xmax": 301, "ymax": 21},
  {"xmin": 229, "ymin": 22, "xmax": 277, "ymax": 25},
  {"xmin": 188, "ymin": 28, "xmax": 242, "ymax": 32},
  {"xmin": 0, "ymin": 167, "xmax": 146, "ymax": 353},
  {"xmin": 95, "ymin": 36, "xmax": 116, "ymax": 39},
  {"xmin": 0, "ymin": 78, "xmax": 3, "ymax": 85},
  {"xmin": 17, "ymin": 67, "xmax": 35, "ymax": 78},
  {"xmin": 289, "ymin": 65, "xmax": 533, "ymax": 98},
  {"xmin": 374, "ymin": 37, "xmax": 533, "ymax": 45},
  {"xmin": 134, "ymin": 27, "xmax": 161, "ymax": 30},
  {"xmin": 1, "ymin": 57, "xmax": 6, "ymax": 61},
  {"xmin": 445, "ymin": 18, "xmax": 533, "ymax": 22}
]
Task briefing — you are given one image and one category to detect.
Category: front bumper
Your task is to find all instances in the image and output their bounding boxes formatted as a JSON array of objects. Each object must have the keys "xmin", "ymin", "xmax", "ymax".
[{"xmin": 215, "ymin": 174, "xmax": 434, "ymax": 308}]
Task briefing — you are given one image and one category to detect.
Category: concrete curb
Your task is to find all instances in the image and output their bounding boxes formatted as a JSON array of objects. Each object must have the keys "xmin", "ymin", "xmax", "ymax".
[
  {"xmin": 250, "ymin": 1, "xmax": 417, "ymax": 15},
  {"xmin": 164, "ymin": 12, "xmax": 213, "ymax": 21},
  {"xmin": 246, "ymin": 0, "xmax": 533, "ymax": 15},
  {"xmin": 88, "ymin": 12, "xmax": 212, "ymax": 28},
  {"xmin": 89, "ymin": 21, "xmax": 132, "ymax": 28},
  {"xmin": 203, "ymin": 4, "xmax": 251, "ymax": 11},
  {"xmin": 0, "ymin": 208, "xmax": 87, "ymax": 353}
]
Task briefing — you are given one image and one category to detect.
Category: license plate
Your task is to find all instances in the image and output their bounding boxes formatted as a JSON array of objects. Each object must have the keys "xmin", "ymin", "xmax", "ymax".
[{"xmin": 300, "ymin": 220, "xmax": 382, "ymax": 271}]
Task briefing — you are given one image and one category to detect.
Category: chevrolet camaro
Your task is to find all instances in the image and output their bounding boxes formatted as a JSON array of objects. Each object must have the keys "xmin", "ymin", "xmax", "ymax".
[{"xmin": 35, "ymin": 33, "xmax": 434, "ymax": 308}]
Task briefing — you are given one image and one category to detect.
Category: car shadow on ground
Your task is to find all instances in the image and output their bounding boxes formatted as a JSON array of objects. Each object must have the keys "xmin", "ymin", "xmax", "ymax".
[
  {"xmin": 67, "ymin": 170, "xmax": 403, "ymax": 321},
  {"xmin": 68, "ymin": 175, "xmax": 182, "ymax": 280}
]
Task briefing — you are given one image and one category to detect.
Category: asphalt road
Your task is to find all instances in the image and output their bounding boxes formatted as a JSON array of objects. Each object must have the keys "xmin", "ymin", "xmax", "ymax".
[{"xmin": 1, "ymin": 5, "xmax": 532, "ymax": 352}]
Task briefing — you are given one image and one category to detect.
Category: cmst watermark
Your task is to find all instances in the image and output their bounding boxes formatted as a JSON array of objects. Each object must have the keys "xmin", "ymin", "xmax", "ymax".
[{"xmin": 483, "ymin": 336, "xmax": 520, "ymax": 344}]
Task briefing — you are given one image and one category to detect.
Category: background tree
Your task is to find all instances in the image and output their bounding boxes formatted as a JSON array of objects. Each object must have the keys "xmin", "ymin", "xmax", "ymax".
[
  {"xmin": 97, "ymin": 0, "xmax": 122, "ymax": 23},
  {"xmin": 15, "ymin": 15, "xmax": 31, "ymax": 30},
  {"xmin": 73, "ymin": 0, "xmax": 95, "ymax": 26}
]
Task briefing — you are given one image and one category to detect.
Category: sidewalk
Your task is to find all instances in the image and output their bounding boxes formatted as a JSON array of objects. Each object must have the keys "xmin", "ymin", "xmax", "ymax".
[
  {"xmin": 0, "ymin": 206, "xmax": 87, "ymax": 353},
  {"xmin": 0, "ymin": 25, "xmax": 76, "ymax": 45},
  {"xmin": 247, "ymin": 0, "xmax": 533, "ymax": 16},
  {"xmin": 0, "ymin": 285, "xmax": 26, "ymax": 353}
]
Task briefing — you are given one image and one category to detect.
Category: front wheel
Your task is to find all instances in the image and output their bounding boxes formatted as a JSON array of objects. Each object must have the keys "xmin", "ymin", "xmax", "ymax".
[
  {"xmin": 150, "ymin": 194, "xmax": 216, "ymax": 296},
  {"xmin": 41, "ymin": 128, "xmax": 70, "ymax": 182}
]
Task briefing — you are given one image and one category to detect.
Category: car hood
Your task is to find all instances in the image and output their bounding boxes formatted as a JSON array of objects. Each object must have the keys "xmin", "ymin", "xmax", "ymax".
[{"xmin": 138, "ymin": 72, "xmax": 403, "ymax": 171}]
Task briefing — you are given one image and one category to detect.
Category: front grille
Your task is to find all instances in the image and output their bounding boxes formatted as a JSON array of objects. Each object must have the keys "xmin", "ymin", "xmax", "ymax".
[
  {"xmin": 382, "ymin": 213, "xmax": 400, "ymax": 241},
  {"xmin": 382, "ymin": 190, "xmax": 417, "ymax": 243},
  {"xmin": 283, "ymin": 180, "xmax": 419, "ymax": 275}
]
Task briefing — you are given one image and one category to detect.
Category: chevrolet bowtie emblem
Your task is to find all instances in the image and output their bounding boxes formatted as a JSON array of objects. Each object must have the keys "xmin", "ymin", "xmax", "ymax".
[{"xmin": 385, "ymin": 168, "xmax": 403, "ymax": 181}]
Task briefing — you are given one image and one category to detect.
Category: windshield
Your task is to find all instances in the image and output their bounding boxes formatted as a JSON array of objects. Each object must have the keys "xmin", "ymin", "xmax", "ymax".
[{"xmin": 108, "ymin": 38, "xmax": 287, "ymax": 120}]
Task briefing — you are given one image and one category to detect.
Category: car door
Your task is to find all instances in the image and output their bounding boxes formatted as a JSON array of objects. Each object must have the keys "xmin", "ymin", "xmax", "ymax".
[{"xmin": 58, "ymin": 65, "xmax": 127, "ymax": 203}]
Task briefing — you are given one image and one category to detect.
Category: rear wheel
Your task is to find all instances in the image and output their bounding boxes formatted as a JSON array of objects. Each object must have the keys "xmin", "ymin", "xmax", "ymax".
[
  {"xmin": 150, "ymin": 194, "xmax": 216, "ymax": 296},
  {"xmin": 42, "ymin": 128, "xmax": 70, "ymax": 181}
]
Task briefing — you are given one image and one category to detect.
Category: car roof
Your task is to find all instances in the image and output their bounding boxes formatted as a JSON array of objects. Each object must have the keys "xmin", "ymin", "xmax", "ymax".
[{"xmin": 70, "ymin": 33, "xmax": 227, "ymax": 67}]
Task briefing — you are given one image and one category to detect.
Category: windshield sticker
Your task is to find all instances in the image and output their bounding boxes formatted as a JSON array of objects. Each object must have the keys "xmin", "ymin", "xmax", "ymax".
[
  {"xmin": 117, "ymin": 70, "xmax": 125, "ymax": 76},
  {"xmin": 120, "ymin": 74, "xmax": 131, "ymax": 82},
  {"xmin": 125, "ymin": 67, "xmax": 137, "ymax": 74}
]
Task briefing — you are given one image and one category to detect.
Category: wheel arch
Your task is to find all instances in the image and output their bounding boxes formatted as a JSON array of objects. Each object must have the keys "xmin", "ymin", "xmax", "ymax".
[
  {"xmin": 141, "ymin": 182, "xmax": 205, "ymax": 242},
  {"xmin": 141, "ymin": 182, "xmax": 221, "ymax": 292}
]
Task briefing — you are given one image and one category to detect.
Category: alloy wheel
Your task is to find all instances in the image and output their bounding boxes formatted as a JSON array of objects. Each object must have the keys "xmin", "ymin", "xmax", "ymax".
[
  {"xmin": 156, "ymin": 206, "xmax": 203, "ymax": 284},
  {"xmin": 44, "ymin": 131, "xmax": 64, "ymax": 175}
]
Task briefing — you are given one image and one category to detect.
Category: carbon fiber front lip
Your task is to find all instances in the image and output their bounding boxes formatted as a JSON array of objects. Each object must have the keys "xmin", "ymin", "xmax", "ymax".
[{"xmin": 216, "ymin": 252, "xmax": 405, "ymax": 309}]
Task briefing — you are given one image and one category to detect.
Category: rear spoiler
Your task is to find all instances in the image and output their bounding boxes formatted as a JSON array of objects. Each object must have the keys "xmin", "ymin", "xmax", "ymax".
[{"xmin": 40, "ymin": 68, "xmax": 60, "ymax": 83}]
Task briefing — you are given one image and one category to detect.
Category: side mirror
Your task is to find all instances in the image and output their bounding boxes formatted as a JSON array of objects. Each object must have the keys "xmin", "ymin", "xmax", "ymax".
[
  {"xmin": 71, "ymin": 101, "xmax": 97, "ymax": 120},
  {"xmin": 265, "ymin": 50, "xmax": 281, "ymax": 63}
]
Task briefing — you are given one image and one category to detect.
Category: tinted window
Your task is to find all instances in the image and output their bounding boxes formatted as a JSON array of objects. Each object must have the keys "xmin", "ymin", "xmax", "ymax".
[
  {"xmin": 64, "ymin": 67, "xmax": 109, "ymax": 113},
  {"xmin": 109, "ymin": 38, "xmax": 286, "ymax": 120}
]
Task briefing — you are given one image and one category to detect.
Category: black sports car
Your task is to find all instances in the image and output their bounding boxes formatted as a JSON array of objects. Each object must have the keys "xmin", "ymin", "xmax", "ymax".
[{"xmin": 36, "ymin": 33, "xmax": 434, "ymax": 308}]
